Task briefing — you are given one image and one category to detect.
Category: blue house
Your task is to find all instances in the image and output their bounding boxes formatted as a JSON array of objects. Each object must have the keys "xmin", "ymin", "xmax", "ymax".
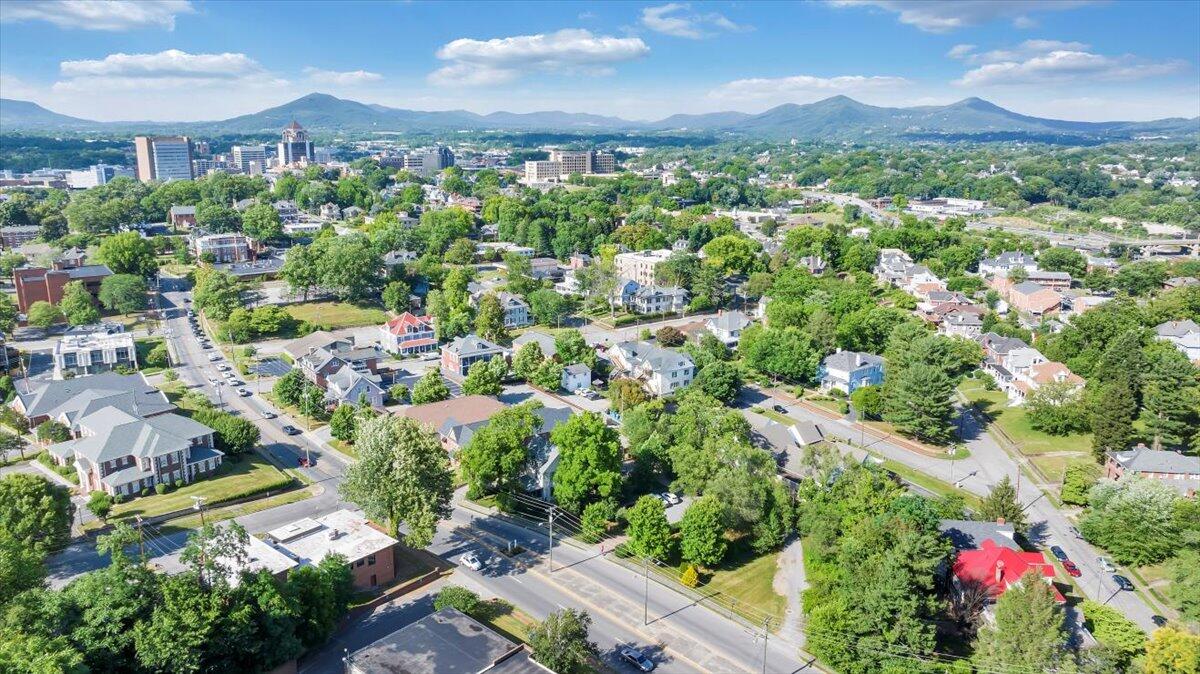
[{"xmin": 817, "ymin": 350, "xmax": 884, "ymax": 394}]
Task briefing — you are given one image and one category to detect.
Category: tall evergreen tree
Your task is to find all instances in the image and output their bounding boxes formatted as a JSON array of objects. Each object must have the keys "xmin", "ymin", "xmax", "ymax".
[
  {"xmin": 972, "ymin": 571, "xmax": 1068, "ymax": 673},
  {"xmin": 978, "ymin": 476, "xmax": 1028, "ymax": 535},
  {"xmin": 1140, "ymin": 343, "xmax": 1200, "ymax": 450},
  {"xmin": 1091, "ymin": 380, "xmax": 1136, "ymax": 461},
  {"xmin": 883, "ymin": 363, "xmax": 955, "ymax": 444}
]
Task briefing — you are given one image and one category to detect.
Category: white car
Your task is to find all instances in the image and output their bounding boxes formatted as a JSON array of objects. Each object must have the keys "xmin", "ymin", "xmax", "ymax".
[
  {"xmin": 657, "ymin": 492, "xmax": 681, "ymax": 506},
  {"xmin": 460, "ymin": 552, "xmax": 484, "ymax": 571},
  {"xmin": 1098, "ymin": 557, "xmax": 1115, "ymax": 573},
  {"xmin": 237, "ymin": 388, "xmax": 251, "ymax": 397},
  {"xmin": 207, "ymin": 354, "xmax": 222, "ymax": 362},
  {"xmin": 217, "ymin": 364, "xmax": 231, "ymax": 372}
]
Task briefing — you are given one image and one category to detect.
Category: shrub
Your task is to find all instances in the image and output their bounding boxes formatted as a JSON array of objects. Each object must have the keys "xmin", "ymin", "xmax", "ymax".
[
  {"xmin": 174, "ymin": 480, "xmax": 184, "ymax": 489},
  {"xmin": 680, "ymin": 563, "xmax": 699, "ymax": 588},
  {"xmin": 155, "ymin": 483, "xmax": 167, "ymax": 495},
  {"xmin": 389, "ymin": 384, "xmax": 409, "ymax": 403},
  {"xmin": 434, "ymin": 585, "xmax": 481, "ymax": 615},
  {"xmin": 141, "ymin": 488, "xmax": 151, "ymax": 497}
]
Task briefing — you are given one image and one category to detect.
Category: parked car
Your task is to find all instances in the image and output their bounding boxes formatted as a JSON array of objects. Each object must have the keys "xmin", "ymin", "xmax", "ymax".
[
  {"xmin": 1098, "ymin": 557, "xmax": 1115, "ymax": 573},
  {"xmin": 1049, "ymin": 546, "xmax": 1069, "ymax": 562},
  {"xmin": 200, "ymin": 342, "xmax": 213, "ymax": 350},
  {"xmin": 217, "ymin": 364, "xmax": 231, "ymax": 371},
  {"xmin": 661, "ymin": 492, "xmax": 682, "ymax": 506},
  {"xmin": 1062, "ymin": 561, "xmax": 1082, "ymax": 578},
  {"xmin": 1112, "ymin": 574, "xmax": 1135, "ymax": 591},
  {"xmin": 262, "ymin": 411, "xmax": 277, "ymax": 420},
  {"xmin": 207, "ymin": 354, "xmax": 222, "ymax": 362},
  {"xmin": 619, "ymin": 646, "xmax": 656, "ymax": 672},
  {"xmin": 237, "ymin": 388, "xmax": 251, "ymax": 397},
  {"xmin": 1152, "ymin": 615, "xmax": 1168, "ymax": 627},
  {"xmin": 460, "ymin": 552, "xmax": 484, "ymax": 571},
  {"xmin": 282, "ymin": 425, "xmax": 301, "ymax": 436},
  {"xmin": 772, "ymin": 404, "xmax": 788, "ymax": 414}
]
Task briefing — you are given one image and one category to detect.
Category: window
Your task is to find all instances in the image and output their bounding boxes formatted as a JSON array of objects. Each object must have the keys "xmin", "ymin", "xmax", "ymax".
[
  {"xmin": 367, "ymin": 554, "xmax": 376, "ymax": 566},
  {"xmin": 356, "ymin": 559, "xmax": 365, "ymax": 568}
]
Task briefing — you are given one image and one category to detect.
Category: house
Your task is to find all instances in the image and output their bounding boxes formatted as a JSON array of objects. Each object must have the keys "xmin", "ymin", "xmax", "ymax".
[
  {"xmin": 401, "ymin": 395, "xmax": 507, "ymax": 453},
  {"xmin": 343, "ymin": 206, "xmax": 364, "ymax": 220},
  {"xmin": 1163, "ymin": 276, "xmax": 1199, "ymax": 290},
  {"xmin": 495, "ymin": 292, "xmax": 532, "ymax": 328},
  {"xmin": 979, "ymin": 332, "xmax": 1029, "ymax": 363},
  {"xmin": 382, "ymin": 249, "xmax": 418, "ymax": 270},
  {"xmin": 522, "ymin": 406, "xmax": 574, "ymax": 500},
  {"xmin": 1105, "ymin": 444, "xmax": 1200, "ymax": 496},
  {"xmin": 561, "ymin": 363, "xmax": 591, "ymax": 392},
  {"xmin": 296, "ymin": 342, "xmax": 381, "ymax": 386},
  {"xmin": 798, "ymin": 255, "xmax": 826, "ymax": 275},
  {"xmin": 529, "ymin": 257, "xmax": 561, "ymax": 279},
  {"xmin": 46, "ymin": 406, "xmax": 220, "ymax": 498},
  {"xmin": 939, "ymin": 519, "xmax": 1020, "ymax": 552},
  {"xmin": 951, "ymin": 539, "xmax": 1064, "ymax": 606},
  {"xmin": 13, "ymin": 257, "xmax": 113, "ymax": 313},
  {"xmin": 1, "ymin": 225, "xmax": 40, "ymax": 248},
  {"xmin": 1156, "ymin": 319, "xmax": 1200, "ymax": 362},
  {"xmin": 1026, "ymin": 270, "xmax": 1072, "ymax": 292},
  {"xmin": 441, "ymin": 334, "xmax": 506, "ymax": 378},
  {"xmin": 979, "ymin": 251, "xmax": 1038, "ymax": 278},
  {"xmin": 873, "ymin": 248, "xmax": 914, "ymax": 285},
  {"xmin": 11, "ymin": 371, "xmax": 175, "ymax": 428},
  {"xmin": 191, "ymin": 231, "xmax": 258, "ymax": 263},
  {"xmin": 607, "ymin": 340, "xmax": 695, "ymax": 397},
  {"xmin": 281, "ymin": 330, "xmax": 355, "ymax": 363},
  {"xmin": 168, "ymin": 205, "xmax": 196, "ymax": 229},
  {"xmin": 627, "ymin": 285, "xmax": 687, "ymax": 315},
  {"xmin": 903, "ymin": 265, "xmax": 947, "ymax": 300},
  {"xmin": 818, "ymin": 351, "xmax": 884, "ymax": 394},
  {"xmin": 614, "ymin": 249, "xmax": 674, "ymax": 286},
  {"xmin": 345, "ymin": 608, "xmax": 550, "ymax": 674},
  {"xmin": 378, "ymin": 313, "xmax": 437, "ymax": 355},
  {"xmin": 326, "ymin": 367, "xmax": 385, "ymax": 408},
  {"xmin": 705, "ymin": 310, "xmax": 752, "ymax": 347},
  {"xmin": 752, "ymin": 418, "xmax": 826, "ymax": 479},
  {"xmin": 265, "ymin": 509, "xmax": 399, "ymax": 590},
  {"xmin": 52, "ymin": 324, "xmax": 138, "ymax": 379},
  {"xmin": 513, "ymin": 330, "xmax": 558, "ymax": 359},
  {"xmin": 941, "ymin": 310, "xmax": 984, "ymax": 339},
  {"xmin": 319, "ymin": 202, "xmax": 341, "ymax": 220},
  {"xmin": 1006, "ymin": 281, "xmax": 1062, "ymax": 316},
  {"xmin": 554, "ymin": 270, "xmax": 582, "ymax": 296}
]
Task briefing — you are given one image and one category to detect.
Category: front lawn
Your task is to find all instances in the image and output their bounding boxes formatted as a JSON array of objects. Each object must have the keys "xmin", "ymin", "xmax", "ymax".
[
  {"xmin": 285, "ymin": 301, "xmax": 388, "ymax": 330},
  {"xmin": 135, "ymin": 337, "xmax": 168, "ymax": 374},
  {"xmin": 104, "ymin": 454, "xmax": 293, "ymax": 522},
  {"xmin": 700, "ymin": 543, "xmax": 788, "ymax": 627},
  {"xmin": 958, "ymin": 379, "xmax": 1091, "ymax": 456}
]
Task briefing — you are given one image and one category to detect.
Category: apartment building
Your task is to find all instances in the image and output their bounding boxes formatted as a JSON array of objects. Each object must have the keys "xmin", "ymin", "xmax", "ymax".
[
  {"xmin": 0, "ymin": 225, "xmax": 39, "ymax": 248},
  {"xmin": 628, "ymin": 285, "xmax": 687, "ymax": 314},
  {"xmin": 615, "ymin": 249, "xmax": 674, "ymax": 286},
  {"xmin": 191, "ymin": 231, "xmax": 258, "ymax": 263},
  {"xmin": 524, "ymin": 160, "xmax": 561, "ymax": 183},
  {"xmin": 440, "ymin": 334, "xmax": 506, "ymax": 377},
  {"xmin": 134, "ymin": 136, "xmax": 194, "ymax": 182},
  {"xmin": 13, "ymin": 256, "xmax": 113, "ymax": 312},
  {"xmin": 52, "ymin": 324, "xmax": 137, "ymax": 379},
  {"xmin": 378, "ymin": 313, "xmax": 437, "ymax": 355},
  {"xmin": 231, "ymin": 145, "xmax": 268, "ymax": 173},
  {"xmin": 608, "ymin": 340, "xmax": 695, "ymax": 397}
]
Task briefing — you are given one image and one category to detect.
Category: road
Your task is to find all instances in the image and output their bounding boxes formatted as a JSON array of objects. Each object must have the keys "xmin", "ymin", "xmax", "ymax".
[
  {"xmin": 737, "ymin": 387, "xmax": 1161, "ymax": 632},
  {"xmin": 800, "ymin": 190, "xmax": 899, "ymax": 226}
]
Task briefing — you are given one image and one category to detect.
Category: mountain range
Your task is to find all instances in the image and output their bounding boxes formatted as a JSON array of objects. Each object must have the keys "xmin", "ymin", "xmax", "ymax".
[{"xmin": 2, "ymin": 92, "xmax": 1196, "ymax": 142}]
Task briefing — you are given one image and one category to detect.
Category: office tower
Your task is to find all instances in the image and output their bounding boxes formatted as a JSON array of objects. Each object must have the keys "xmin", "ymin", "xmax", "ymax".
[
  {"xmin": 232, "ymin": 145, "xmax": 268, "ymax": 173},
  {"xmin": 402, "ymin": 146, "xmax": 455, "ymax": 177},
  {"xmin": 133, "ymin": 136, "xmax": 195, "ymax": 182},
  {"xmin": 277, "ymin": 120, "xmax": 315, "ymax": 165}
]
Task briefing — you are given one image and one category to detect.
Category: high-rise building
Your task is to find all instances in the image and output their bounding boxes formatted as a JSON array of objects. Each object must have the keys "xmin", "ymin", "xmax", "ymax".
[
  {"xmin": 133, "ymin": 136, "xmax": 195, "ymax": 183},
  {"xmin": 540, "ymin": 149, "xmax": 616, "ymax": 177},
  {"xmin": 403, "ymin": 146, "xmax": 454, "ymax": 177},
  {"xmin": 232, "ymin": 145, "xmax": 268, "ymax": 173},
  {"xmin": 192, "ymin": 159, "xmax": 213, "ymax": 176},
  {"xmin": 65, "ymin": 164, "xmax": 134, "ymax": 189},
  {"xmin": 524, "ymin": 160, "xmax": 562, "ymax": 183},
  {"xmin": 277, "ymin": 120, "xmax": 314, "ymax": 165}
]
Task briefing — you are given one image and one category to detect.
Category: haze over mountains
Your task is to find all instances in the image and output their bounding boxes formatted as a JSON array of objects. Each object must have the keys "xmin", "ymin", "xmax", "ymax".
[{"xmin": 2, "ymin": 92, "xmax": 1196, "ymax": 142}]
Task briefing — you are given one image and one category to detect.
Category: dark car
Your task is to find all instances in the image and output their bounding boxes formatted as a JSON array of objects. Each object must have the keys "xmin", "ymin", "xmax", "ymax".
[
  {"xmin": 619, "ymin": 646, "xmax": 655, "ymax": 672},
  {"xmin": 282, "ymin": 425, "xmax": 301, "ymax": 436},
  {"xmin": 1112, "ymin": 574, "xmax": 1135, "ymax": 591},
  {"xmin": 1152, "ymin": 615, "xmax": 1168, "ymax": 627},
  {"xmin": 1061, "ymin": 560, "xmax": 1081, "ymax": 578},
  {"xmin": 772, "ymin": 404, "xmax": 788, "ymax": 414},
  {"xmin": 1049, "ymin": 546, "xmax": 1069, "ymax": 562}
]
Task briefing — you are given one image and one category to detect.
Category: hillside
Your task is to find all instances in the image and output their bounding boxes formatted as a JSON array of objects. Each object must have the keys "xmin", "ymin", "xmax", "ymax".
[{"xmin": 1, "ymin": 93, "xmax": 1195, "ymax": 142}]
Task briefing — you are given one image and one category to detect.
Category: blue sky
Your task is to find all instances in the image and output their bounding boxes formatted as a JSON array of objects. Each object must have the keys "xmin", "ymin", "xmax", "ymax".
[{"xmin": 1, "ymin": 0, "xmax": 1197, "ymax": 122}]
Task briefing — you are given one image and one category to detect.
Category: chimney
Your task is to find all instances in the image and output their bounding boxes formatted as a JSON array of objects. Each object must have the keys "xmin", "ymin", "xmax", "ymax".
[
  {"xmin": 996, "ymin": 517, "xmax": 1005, "ymax": 525},
  {"xmin": 994, "ymin": 560, "xmax": 1005, "ymax": 584}
]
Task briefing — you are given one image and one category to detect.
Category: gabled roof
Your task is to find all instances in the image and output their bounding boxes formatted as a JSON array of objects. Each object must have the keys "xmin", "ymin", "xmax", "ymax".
[
  {"xmin": 513, "ymin": 331, "xmax": 557, "ymax": 358},
  {"xmin": 401, "ymin": 395, "xmax": 506, "ymax": 432},
  {"xmin": 15, "ymin": 372, "xmax": 173, "ymax": 421},
  {"xmin": 1012, "ymin": 281, "xmax": 1052, "ymax": 296},
  {"xmin": 706, "ymin": 311, "xmax": 751, "ymax": 332},
  {"xmin": 1156, "ymin": 319, "xmax": 1200, "ymax": 338},
  {"xmin": 939, "ymin": 519, "xmax": 1019, "ymax": 552},
  {"xmin": 283, "ymin": 330, "xmax": 348, "ymax": 360},
  {"xmin": 822, "ymin": 350, "xmax": 883, "ymax": 372},
  {"xmin": 1109, "ymin": 444, "xmax": 1200, "ymax": 476},
  {"xmin": 51, "ymin": 408, "xmax": 213, "ymax": 464},
  {"xmin": 382, "ymin": 312, "xmax": 434, "ymax": 335},
  {"xmin": 952, "ymin": 539, "xmax": 1063, "ymax": 602},
  {"xmin": 443, "ymin": 334, "xmax": 504, "ymax": 358},
  {"xmin": 610, "ymin": 340, "xmax": 693, "ymax": 373}
]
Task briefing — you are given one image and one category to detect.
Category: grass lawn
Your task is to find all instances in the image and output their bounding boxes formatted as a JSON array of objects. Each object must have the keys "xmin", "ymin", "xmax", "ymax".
[
  {"xmin": 105, "ymin": 454, "xmax": 293, "ymax": 522},
  {"xmin": 958, "ymin": 379, "xmax": 1091, "ymax": 456},
  {"xmin": 804, "ymin": 396, "xmax": 846, "ymax": 415},
  {"xmin": 261, "ymin": 392, "xmax": 328, "ymax": 429},
  {"xmin": 156, "ymin": 485, "xmax": 320, "ymax": 535},
  {"xmin": 285, "ymin": 301, "xmax": 388, "ymax": 330},
  {"xmin": 135, "ymin": 337, "xmax": 167, "ymax": 374},
  {"xmin": 878, "ymin": 457, "xmax": 985, "ymax": 512},
  {"xmin": 699, "ymin": 542, "xmax": 787, "ymax": 627},
  {"xmin": 329, "ymin": 438, "xmax": 356, "ymax": 458}
]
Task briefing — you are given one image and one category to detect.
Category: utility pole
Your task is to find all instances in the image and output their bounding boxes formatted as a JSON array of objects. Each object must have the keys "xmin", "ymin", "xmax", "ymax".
[
  {"xmin": 134, "ymin": 515, "xmax": 145, "ymax": 560},
  {"xmin": 547, "ymin": 506, "xmax": 555, "ymax": 572},
  {"xmin": 642, "ymin": 555, "xmax": 650, "ymax": 625},
  {"xmin": 190, "ymin": 495, "xmax": 207, "ymax": 526},
  {"xmin": 761, "ymin": 618, "xmax": 771, "ymax": 674}
]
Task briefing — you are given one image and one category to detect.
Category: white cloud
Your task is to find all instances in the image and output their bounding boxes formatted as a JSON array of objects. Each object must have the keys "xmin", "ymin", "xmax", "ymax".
[
  {"xmin": 303, "ymin": 67, "xmax": 383, "ymax": 86},
  {"xmin": 0, "ymin": 0, "xmax": 194, "ymax": 31},
  {"xmin": 946, "ymin": 44, "xmax": 976, "ymax": 59},
  {"xmin": 640, "ymin": 3, "xmax": 751, "ymax": 39},
  {"xmin": 971, "ymin": 39, "xmax": 1090, "ymax": 64},
  {"xmin": 54, "ymin": 50, "xmax": 287, "ymax": 92},
  {"xmin": 827, "ymin": 1, "xmax": 1093, "ymax": 33},
  {"xmin": 955, "ymin": 45, "xmax": 1186, "ymax": 87},
  {"xmin": 429, "ymin": 28, "xmax": 649, "ymax": 86},
  {"xmin": 709, "ymin": 74, "xmax": 910, "ymax": 104}
]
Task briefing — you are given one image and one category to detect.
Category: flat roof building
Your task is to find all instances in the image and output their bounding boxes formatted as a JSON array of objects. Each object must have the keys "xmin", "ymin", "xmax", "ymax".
[
  {"xmin": 265, "ymin": 509, "xmax": 399, "ymax": 590},
  {"xmin": 134, "ymin": 136, "xmax": 194, "ymax": 183}
]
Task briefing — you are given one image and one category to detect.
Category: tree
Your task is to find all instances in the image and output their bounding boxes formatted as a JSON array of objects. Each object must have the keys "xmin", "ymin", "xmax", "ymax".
[
  {"xmin": 531, "ymin": 359, "xmax": 564, "ymax": 391},
  {"xmin": 474, "ymin": 293, "xmax": 508, "ymax": 343},
  {"xmin": 462, "ymin": 356, "xmax": 505, "ymax": 395},
  {"xmin": 1144, "ymin": 626, "xmax": 1200, "ymax": 674},
  {"xmin": 580, "ymin": 499, "xmax": 616, "ymax": 543},
  {"xmin": 679, "ymin": 495, "xmax": 727, "ymax": 567},
  {"xmin": 551, "ymin": 412, "xmax": 622, "ymax": 514},
  {"xmin": 240, "ymin": 203, "xmax": 282, "ymax": 241},
  {"xmin": 192, "ymin": 268, "xmax": 242, "ymax": 321},
  {"xmin": 0, "ymin": 293, "xmax": 17, "ymax": 335},
  {"xmin": 1079, "ymin": 600, "xmax": 1146, "ymax": 667},
  {"xmin": 180, "ymin": 521, "xmax": 250, "ymax": 587},
  {"xmin": 314, "ymin": 234, "xmax": 384, "ymax": 302},
  {"xmin": 329, "ymin": 404, "xmax": 357, "ymax": 443},
  {"xmin": 555, "ymin": 329, "xmax": 597, "ymax": 369},
  {"xmin": 1167, "ymin": 549, "xmax": 1200, "ymax": 622},
  {"xmin": 850, "ymin": 384, "xmax": 884, "ymax": 419},
  {"xmin": 26, "ymin": 301, "xmax": 63, "ymax": 329},
  {"xmin": 1025, "ymin": 380, "xmax": 1088, "ymax": 435},
  {"xmin": 339, "ymin": 415, "xmax": 454, "ymax": 546},
  {"xmin": 625, "ymin": 495, "xmax": 673, "ymax": 559},
  {"xmin": 656, "ymin": 325, "xmax": 685, "ymax": 346},
  {"xmin": 59, "ymin": 281, "xmax": 99, "ymax": 326},
  {"xmin": 97, "ymin": 231, "xmax": 156, "ymax": 277},
  {"xmin": 884, "ymin": 363, "xmax": 955, "ymax": 445},
  {"xmin": 443, "ymin": 238, "xmax": 476, "ymax": 265},
  {"xmin": 0, "ymin": 529, "xmax": 46, "ymax": 605},
  {"xmin": 280, "ymin": 243, "xmax": 322, "ymax": 302},
  {"xmin": 1061, "ymin": 461, "xmax": 1102, "ymax": 506},
  {"xmin": 1091, "ymin": 380, "xmax": 1135, "ymax": 462},
  {"xmin": 193, "ymin": 408, "xmax": 260, "ymax": 456},
  {"xmin": 972, "ymin": 571, "xmax": 1068, "ymax": 673},
  {"xmin": 381, "ymin": 280, "xmax": 412, "ymax": 314},
  {"xmin": 86, "ymin": 490, "xmax": 113, "ymax": 523},
  {"xmin": 978, "ymin": 476, "xmax": 1028, "ymax": 535},
  {"xmin": 411, "ymin": 368, "xmax": 450, "ymax": 404},
  {"xmin": 1140, "ymin": 342, "xmax": 1200, "ymax": 450},
  {"xmin": 512, "ymin": 341, "xmax": 544, "ymax": 381},
  {"xmin": 460, "ymin": 403, "xmax": 540, "ymax": 507},
  {"xmin": 0, "ymin": 473, "xmax": 72, "ymax": 555},
  {"xmin": 607, "ymin": 378, "xmax": 648, "ymax": 413},
  {"xmin": 272, "ymin": 369, "xmax": 306, "ymax": 407},
  {"xmin": 1080, "ymin": 477, "xmax": 1181, "ymax": 566},
  {"xmin": 694, "ymin": 360, "xmax": 741, "ymax": 402},
  {"xmin": 528, "ymin": 289, "xmax": 571, "ymax": 326},
  {"xmin": 98, "ymin": 274, "xmax": 149, "ymax": 315},
  {"xmin": 433, "ymin": 585, "xmax": 481, "ymax": 615},
  {"xmin": 1037, "ymin": 248, "xmax": 1087, "ymax": 278},
  {"xmin": 528, "ymin": 609, "xmax": 599, "ymax": 674}
]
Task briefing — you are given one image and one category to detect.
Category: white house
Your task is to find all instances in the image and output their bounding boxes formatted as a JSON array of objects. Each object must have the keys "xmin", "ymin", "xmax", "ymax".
[
  {"xmin": 705, "ymin": 310, "xmax": 752, "ymax": 347},
  {"xmin": 378, "ymin": 313, "xmax": 437, "ymax": 355},
  {"xmin": 608, "ymin": 340, "xmax": 695, "ymax": 397},
  {"xmin": 53, "ymin": 324, "xmax": 137, "ymax": 379},
  {"xmin": 561, "ymin": 363, "xmax": 591, "ymax": 393},
  {"xmin": 980, "ymin": 251, "xmax": 1038, "ymax": 278}
]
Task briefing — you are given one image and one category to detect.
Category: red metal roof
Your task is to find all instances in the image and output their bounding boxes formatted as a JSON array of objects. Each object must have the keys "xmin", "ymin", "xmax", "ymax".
[{"xmin": 951, "ymin": 539, "xmax": 1064, "ymax": 602}]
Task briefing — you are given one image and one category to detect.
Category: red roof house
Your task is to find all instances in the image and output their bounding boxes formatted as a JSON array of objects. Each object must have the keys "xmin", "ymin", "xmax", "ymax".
[
  {"xmin": 951, "ymin": 539, "xmax": 1064, "ymax": 603},
  {"xmin": 378, "ymin": 313, "xmax": 437, "ymax": 355}
]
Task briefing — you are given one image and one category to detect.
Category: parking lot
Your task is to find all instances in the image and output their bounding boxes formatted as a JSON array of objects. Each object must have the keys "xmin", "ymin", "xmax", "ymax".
[{"xmin": 251, "ymin": 358, "xmax": 292, "ymax": 377}]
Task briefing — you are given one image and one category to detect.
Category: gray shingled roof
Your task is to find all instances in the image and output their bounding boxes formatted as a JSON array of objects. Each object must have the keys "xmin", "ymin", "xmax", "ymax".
[
  {"xmin": 822, "ymin": 351, "xmax": 883, "ymax": 371},
  {"xmin": 444, "ymin": 334, "xmax": 504, "ymax": 358},
  {"xmin": 1012, "ymin": 281, "xmax": 1051, "ymax": 295},
  {"xmin": 707, "ymin": 311, "xmax": 751, "ymax": 332},
  {"xmin": 15, "ymin": 372, "xmax": 173, "ymax": 420},
  {"xmin": 1156, "ymin": 319, "xmax": 1200, "ymax": 338},
  {"xmin": 513, "ymin": 331, "xmax": 557, "ymax": 358},
  {"xmin": 611, "ymin": 340, "xmax": 693, "ymax": 372},
  {"xmin": 938, "ymin": 519, "xmax": 1020, "ymax": 551},
  {"xmin": 1110, "ymin": 445, "xmax": 1200, "ymax": 476}
]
